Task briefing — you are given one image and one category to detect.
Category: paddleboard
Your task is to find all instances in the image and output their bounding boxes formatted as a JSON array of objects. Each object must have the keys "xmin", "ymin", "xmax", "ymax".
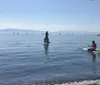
[
  {"xmin": 83, "ymin": 47, "xmax": 100, "ymax": 54},
  {"xmin": 83, "ymin": 48, "xmax": 88, "ymax": 51}
]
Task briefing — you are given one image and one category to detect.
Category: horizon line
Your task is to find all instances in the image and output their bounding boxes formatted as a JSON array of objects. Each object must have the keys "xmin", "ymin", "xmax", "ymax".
[{"xmin": 0, "ymin": 28, "xmax": 100, "ymax": 33}]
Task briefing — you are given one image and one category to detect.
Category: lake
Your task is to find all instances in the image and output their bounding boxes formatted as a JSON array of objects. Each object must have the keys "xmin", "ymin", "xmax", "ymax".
[{"xmin": 0, "ymin": 34, "xmax": 100, "ymax": 85}]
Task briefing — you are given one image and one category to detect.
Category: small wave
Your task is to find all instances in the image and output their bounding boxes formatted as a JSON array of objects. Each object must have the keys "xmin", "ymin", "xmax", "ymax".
[
  {"xmin": 55, "ymin": 79, "xmax": 100, "ymax": 85},
  {"xmin": 28, "ymin": 79, "xmax": 100, "ymax": 85}
]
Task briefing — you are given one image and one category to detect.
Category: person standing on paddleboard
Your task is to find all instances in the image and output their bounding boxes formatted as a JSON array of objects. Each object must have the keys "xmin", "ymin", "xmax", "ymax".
[
  {"xmin": 44, "ymin": 31, "xmax": 50, "ymax": 43},
  {"xmin": 88, "ymin": 41, "xmax": 97, "ymax": 51}
]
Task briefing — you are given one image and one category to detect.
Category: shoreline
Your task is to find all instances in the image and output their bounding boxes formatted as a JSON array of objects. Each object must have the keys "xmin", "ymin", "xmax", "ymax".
[{"xmin": 26, "ymin": 79, "xmax": 100, "ymax": 85}]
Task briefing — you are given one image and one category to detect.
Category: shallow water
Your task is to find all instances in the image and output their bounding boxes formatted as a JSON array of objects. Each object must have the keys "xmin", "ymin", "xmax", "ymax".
[{"xmin": 0, "ymin": 34, "xmax": 100, "ymax": 85}]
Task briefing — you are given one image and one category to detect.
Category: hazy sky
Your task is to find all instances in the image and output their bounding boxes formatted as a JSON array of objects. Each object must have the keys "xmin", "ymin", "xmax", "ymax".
[{"xmin": 0, "ymin": 0, "xmax": 100, "ymax": 32}]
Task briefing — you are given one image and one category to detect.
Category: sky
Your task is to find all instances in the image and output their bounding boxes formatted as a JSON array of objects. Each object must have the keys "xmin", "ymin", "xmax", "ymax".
[{"xmin": 0, "ymin": 0, "xmax": 100, "ymax": 32}]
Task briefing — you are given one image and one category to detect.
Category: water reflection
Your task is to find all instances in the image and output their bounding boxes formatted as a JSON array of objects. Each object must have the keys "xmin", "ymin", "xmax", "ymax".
[
  {"xmin": 92, "ymin": 53, "xmax": 97, "ymax": 77},
  {"xmin": 89, "ymin": 52, "xmax": 97, "ymax": 77},
  {"xmin": 44, "ymin": 43, "xmax": 49, "ymax": 55},
  {"xmin": 43, "ymin": 43, "xmax": 50, "ymax": 65},
  {"xmin": 43, "ymin": 43, "xmax": 51, "ymax": 80}
]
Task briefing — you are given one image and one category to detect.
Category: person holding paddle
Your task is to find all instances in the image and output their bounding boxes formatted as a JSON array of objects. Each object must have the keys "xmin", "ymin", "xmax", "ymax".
[{"xmin": 88, "ymin": 41, "xmax": 97, "ymax": 51}]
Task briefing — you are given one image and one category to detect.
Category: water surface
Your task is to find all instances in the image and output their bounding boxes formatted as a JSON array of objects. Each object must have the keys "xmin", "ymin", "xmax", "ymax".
[{"xmin": 0, "ymin": 34, "xmax": 100, "ymax": 85}]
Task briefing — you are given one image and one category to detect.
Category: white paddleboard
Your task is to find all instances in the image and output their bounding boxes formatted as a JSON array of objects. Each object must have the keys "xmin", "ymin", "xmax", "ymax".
[
  {"xmin": 83, "ymin": 47, "xmax": 100, "ymax": 54},
  {"xmin": 83, "ymin": 48, "xmax": 88, "ymax": 51},
  {"xmin": 93, "ymin": 49, "xmax": 100, "ymax": 54}
]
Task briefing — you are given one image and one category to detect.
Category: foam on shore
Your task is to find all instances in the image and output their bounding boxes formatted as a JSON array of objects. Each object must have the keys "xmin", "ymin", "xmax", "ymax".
[
  {"xmin": 55, "ymin": 79, "xmax": 100, "ymax": 85},
  {"xmin": 28, "ymin": 79, "xmax": 100, "ymax": 85}
]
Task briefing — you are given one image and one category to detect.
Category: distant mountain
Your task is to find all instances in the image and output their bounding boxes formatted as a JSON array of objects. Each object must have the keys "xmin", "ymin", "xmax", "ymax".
[
  {"xmin": 0, "ymin": 28, "xmax": 99, "ymax": 34},
  {"xmin": 0, "ymin": 28, "xmax": 44, "ymax": 34}
]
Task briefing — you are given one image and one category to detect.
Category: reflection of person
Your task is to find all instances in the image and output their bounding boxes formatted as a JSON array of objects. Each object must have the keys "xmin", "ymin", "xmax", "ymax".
[
  {"xmin": 91, "ymin": 52, "xmax": 96, "ymax": 62},
  {"xmin": 91, "ymin": 53, "xmax": 96, "ymax": 77},
  {"xmin": 88, "ymin": 41, "xmax": 97, "ymax": 51},
  {"xmin": 44, "ymin": 44, "xmax": 49, "ymax": 54},
  {"xmin": 44, "ymin": 31, "xmax": 50, "ymax": 43}
]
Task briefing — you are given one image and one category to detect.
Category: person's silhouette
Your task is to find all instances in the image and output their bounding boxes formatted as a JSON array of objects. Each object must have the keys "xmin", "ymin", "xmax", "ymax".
[{"xmin": 44, "ymin": 31, "xmax": 50, "ymax": 43}]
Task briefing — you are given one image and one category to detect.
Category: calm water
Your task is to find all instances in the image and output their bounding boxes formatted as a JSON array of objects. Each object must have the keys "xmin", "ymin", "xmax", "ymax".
[{"xmin": 0, "ymin": 34, "xmax": 100, "ymax": 85}]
